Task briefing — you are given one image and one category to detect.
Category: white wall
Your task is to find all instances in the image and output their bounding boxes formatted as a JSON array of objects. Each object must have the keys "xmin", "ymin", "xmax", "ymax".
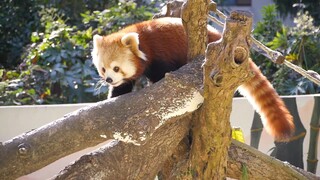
[{"xmin": 0, "ymin": 104, "xmax": 90, "ymax": 142}]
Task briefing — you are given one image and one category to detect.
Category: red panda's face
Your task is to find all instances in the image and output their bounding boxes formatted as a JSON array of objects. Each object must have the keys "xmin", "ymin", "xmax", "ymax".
[{"xmin": 92, "ymin": 33, "xmax": 146, "ymax": 87}]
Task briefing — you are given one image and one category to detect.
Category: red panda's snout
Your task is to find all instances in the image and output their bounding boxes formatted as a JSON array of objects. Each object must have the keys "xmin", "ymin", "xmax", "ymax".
[{"xmin": 102, "ymin": 63, "xmax": 132, "ymax": 87}]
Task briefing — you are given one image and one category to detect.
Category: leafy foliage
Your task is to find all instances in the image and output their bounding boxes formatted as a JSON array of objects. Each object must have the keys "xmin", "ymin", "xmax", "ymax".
[
  {"xmin": 0, "ymin": 0, "xmax": 41, "ymax": 69},
  {"xmin": 0, "ymin": 1, "xmax": 160, "ymax": 105},
  {"xmin": 1, "ymin": 2, "xmax": 319, "ymax": 105},
  {"xmin": 252, "ymin": 5, "xmax": 320, "ymax": 95},
  {"xmin": 273, "ymin": 0, "xmax": 320, "ymax": 26},
  {"xmin": 270, "ymin": 11, "xmax": 320, "ymax": 94},
  {"xmin": 252, "ymin": 5, "xmax": 283, "ymax": 79}
]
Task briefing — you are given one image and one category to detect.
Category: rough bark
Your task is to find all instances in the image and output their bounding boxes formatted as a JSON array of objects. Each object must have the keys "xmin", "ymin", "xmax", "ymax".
[
  {"xmin": 54, "ymin": 114, "xmax": 193, "ymax": 179},
  {"xmin": 189, "ymin": 10, "xmax": 254, "ymax": 179},
  {"xmin": 54, "ymin": 133, "xmax": 319, "ymax": 180},
  {"xmin": 0, "ymin": 58, "xmax": 204, "ymax": 180},
  {"xmin": 181, "ymin": 0, "xmax": 210, "ymax": 61},
  {"xmin": 228, "ymin": 140, "xmax": 319, "ymax": 180},
  {"xmin": 1, "ymin": 1, "xmax": 319, "ymax": 179}
]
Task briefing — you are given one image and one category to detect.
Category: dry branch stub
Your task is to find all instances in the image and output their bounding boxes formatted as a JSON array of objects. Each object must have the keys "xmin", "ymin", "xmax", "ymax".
[{"xmin": 181, "ymin": 0, "xmax": 210, "ymax": 61}]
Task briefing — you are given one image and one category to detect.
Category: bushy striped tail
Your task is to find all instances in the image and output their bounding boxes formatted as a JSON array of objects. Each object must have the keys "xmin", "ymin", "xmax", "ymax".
[{"xmin": 239, "ymin": 60, "xmax": 295, "ymax": 142}]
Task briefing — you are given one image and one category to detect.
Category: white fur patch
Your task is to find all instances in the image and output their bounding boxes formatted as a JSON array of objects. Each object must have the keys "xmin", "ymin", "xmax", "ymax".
[
  {"xmin": 118, "ymin": 60, "xmax": 137, "ymax": 78},
  {"xmin": 103, "ymin": 50, "xmax": 137, "ymax": 87},
  {"xmin": 137, "ymin": 50, "xmax": 147, "ymax": 61},
  {"xmin": 91, "ymin": 35, "xmax": 103, "ymax": 69},
  {"xmin": 93, "ymin": 34, "xmax": 103, "ymax": 47}
]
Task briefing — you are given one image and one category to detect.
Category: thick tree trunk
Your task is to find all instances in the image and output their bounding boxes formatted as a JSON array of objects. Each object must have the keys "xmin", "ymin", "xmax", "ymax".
[{"xmin": 188, "ymin": 10, "xmax": 254, "ymax": 179}]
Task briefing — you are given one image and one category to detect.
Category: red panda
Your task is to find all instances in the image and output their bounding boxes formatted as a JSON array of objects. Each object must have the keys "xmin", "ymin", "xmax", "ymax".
[{"xmin": 92, "ymin": 17, "xmax": 294, "ymax": 141}]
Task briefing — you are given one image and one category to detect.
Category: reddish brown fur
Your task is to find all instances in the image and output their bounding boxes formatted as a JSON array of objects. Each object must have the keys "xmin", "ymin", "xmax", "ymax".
[
  {"xmin": 103, "ymin": 18, "xmax": 221, "ymax": 83},
  {"xmin": 97, "ymin": 17, "xmax": 294, "ymax": 141},
  {"xmin": 240, "ymin": 62, "xmax": 294, "ymax": 141}
]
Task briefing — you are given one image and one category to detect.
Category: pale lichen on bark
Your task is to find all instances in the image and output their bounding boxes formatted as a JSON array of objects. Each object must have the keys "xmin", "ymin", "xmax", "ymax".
[{"xmin": 154, "ymin": 91, "xmax": 204, "ymax": 130}]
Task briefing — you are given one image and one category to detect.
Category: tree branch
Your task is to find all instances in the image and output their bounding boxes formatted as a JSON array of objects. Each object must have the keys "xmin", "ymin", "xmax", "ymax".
[
  {"xmin": 228, "ymin": 140, "xmax": 319, "ymax": 179},
  {"xmin": 53, "ymin": 114, "xmax": 192, "ymax": 179},
  {"xmin": 181, "ymin": 0, "xmax": 210, "ymax": 60},
  {"xmin": 0, "ymin": 58, "xmax": 204, "ymax": 180}
]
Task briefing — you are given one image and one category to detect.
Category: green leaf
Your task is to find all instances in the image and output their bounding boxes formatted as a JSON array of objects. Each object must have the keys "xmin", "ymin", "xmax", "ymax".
[
  {"xmin": 27, "ymin": 89, "xmax": 36, "ymax": 95},
  {"xmin": 31, "ymin": 32, "xmax": 40, "ymax": 43},
  {"xmin": 0, "ymin": 82, "xmax": 7, "ymax": 92},
  {"xmin": 0, "ymin": 69, "xmax": 4, "ymax": 78},
  {"xmin": 241, "ymin": 163, "xmax": 249, "ymax": 180}
]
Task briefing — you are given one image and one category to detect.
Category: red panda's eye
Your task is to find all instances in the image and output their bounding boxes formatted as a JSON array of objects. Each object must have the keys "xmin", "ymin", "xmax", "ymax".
[
  {"xmin": 113, "ymin": 66, "xmax": 120, "ymax": 73},
  {"xmin": 102, "ymin": 67, "xmax": 106, "ymax": 73}
]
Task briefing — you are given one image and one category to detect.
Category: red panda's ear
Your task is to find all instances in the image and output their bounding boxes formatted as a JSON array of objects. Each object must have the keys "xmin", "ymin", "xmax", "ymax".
[
  {"xmin": 121, "ymin": 32, "xmax": 139, "ymax": 48},
  {"xmin": 93, "ymin": 34, "xmax": 103, "ymax": 48},
  {"xmin": 121, "ymin": 32, "xmax": 147, "ymax": 61}
]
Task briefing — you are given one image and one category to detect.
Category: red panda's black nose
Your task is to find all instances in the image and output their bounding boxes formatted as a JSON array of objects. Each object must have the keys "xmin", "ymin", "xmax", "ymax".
[{"xmin": 106, "ymin": 77, "xmax": 113, "ymax": 83}]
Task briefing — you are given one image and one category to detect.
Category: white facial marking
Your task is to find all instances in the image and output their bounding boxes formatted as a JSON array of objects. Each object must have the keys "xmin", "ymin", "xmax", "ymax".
[
  {"xmin": 102, "ymin": 49, "xmax": 137, "ymax": 87},
  {"xmin": 104, "ymin": 61, "xmax": 123, "ymax": 86},
  {"xmin": 92, "ymin": 33, "xmax": 142, "ymax": 87},
  {"xmin": 121, "ymin": 59, "xmax": 137, "ymax": 78}
]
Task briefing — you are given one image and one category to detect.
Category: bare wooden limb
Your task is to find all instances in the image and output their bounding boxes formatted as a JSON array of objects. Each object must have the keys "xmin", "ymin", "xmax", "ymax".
[
  {"xmin": 228, "ymin": 140, "xmax": 320, "ymax": 180},
  {"xmin": 208, "ymin": 4, "xmax": 320, "ymax": 85},
  {"xmin": 46, "ymin": 54, "xmax": 198, "ymax": 179},
  {"xmin": 54, "ymin": 114, "xmax": 193, "ymax": 179},
  {"xmin": 53, "ymin": 128, "xmax": 320, "ymax": 179},
  {"xmin": 158, "ymin": 136, "xmax": 191, "ymax": 179},
  {"xmin": 156, "ymin": 0, "xmax": 320, "ymax": 85},
  {"xmin": 0, "ymin": 58, "xmax": 204, "ymax": 180}
]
